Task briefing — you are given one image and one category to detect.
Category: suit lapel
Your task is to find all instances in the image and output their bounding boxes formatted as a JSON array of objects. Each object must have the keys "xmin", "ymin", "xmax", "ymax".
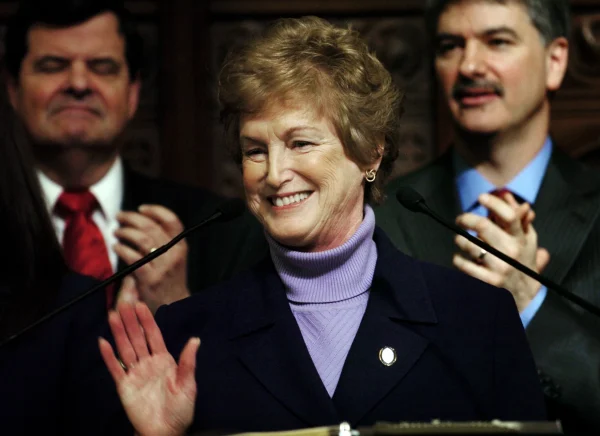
[
  {"xmin": 119, "ymin": 165, "xmax": 145, "ymax": 212},
  {"xmin": 116, "ymin": 167, "xmax": 142, "ymax": 274},
  {"xmin": 229, "ymin": 261, "xmax": 339, "ymax": 427},
  {"xmin": 533, "ymin": 150, "xmax": 600, "ymax": 284},
  {"xmin": 333, "ymin": 230, "xmax": 437, "ymax": 424},
  {"xmin": 115, "ymin": 167, "xmax": 175, "ymax": 277},
  {"xmin": 398, "ymin": 153, "xmax": 460, "ymax": 268}
]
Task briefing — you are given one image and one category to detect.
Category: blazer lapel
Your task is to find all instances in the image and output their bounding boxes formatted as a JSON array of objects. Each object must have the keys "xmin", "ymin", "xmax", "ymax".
[
  {"xmin": 533, "ymin": 150, "xmax": 600, "ymax": 284},
  {"xmin": 399, "ymin": 153, "xmax": 460, "ymax": 268},
  {"xmin": 229, "ymin": 261, "xmax": 339, "ymax": 427},
  {"xmin": 333, "ymin": 230, "xmax": 437, "ymax": 424}
]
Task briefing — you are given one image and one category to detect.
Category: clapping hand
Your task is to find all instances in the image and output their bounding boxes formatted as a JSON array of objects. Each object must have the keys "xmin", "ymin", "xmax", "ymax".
[
  {"xmin": 114, "ymin": 205, "xmax": 191, "ymax": 313},
  {"xmin": 453, "ymin": 191, "xmax": 550, "ymax": 312}
]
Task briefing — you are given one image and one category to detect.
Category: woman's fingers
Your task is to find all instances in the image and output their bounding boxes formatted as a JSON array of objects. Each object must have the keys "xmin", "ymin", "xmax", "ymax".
[
  {"xmin": 135, "ymin": 302, "xmax": 167, "ymax": 355},
  {"xmin": 177, "ymin": 337, "xmax": 201, "ymax": 394},
  {"xmin": 118, "ymin": 303, "xmax": 150, "ymax": 361},
  {"xmin": 108, "ymin": 309, "xmax": 138, "ymax": 368},
  {"xmin": 99, "ymin": 337, "xmax": 127, "ymax": 383}
]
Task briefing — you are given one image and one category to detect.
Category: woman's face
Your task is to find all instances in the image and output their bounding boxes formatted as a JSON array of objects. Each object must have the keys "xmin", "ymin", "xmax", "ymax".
[{"xmin": 240, "ymin": 102, "xmax": 368, "ymax": 252}]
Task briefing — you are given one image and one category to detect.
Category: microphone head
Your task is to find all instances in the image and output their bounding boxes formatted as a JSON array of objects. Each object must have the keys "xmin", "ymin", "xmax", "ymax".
[
  {"xmin": 396, "ymin": 186, "xmax": 426, "ymax": 213},
  {"xmin": 217, "ymin": 198, "xmax": 246, "ymax": 222}
]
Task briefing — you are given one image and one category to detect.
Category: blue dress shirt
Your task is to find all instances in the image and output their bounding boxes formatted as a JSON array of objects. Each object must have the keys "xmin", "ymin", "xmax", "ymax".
[{"xmin": 453, "ymin": 137, "xmax": 553, "ymax": 328}]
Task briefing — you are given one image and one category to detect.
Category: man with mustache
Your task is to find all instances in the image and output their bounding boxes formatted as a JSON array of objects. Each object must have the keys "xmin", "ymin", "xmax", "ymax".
[
  {"xmin": 4, "ymin": 0, "xmax": 266, "ymax": 313},
  {"xmin": 376, "ymin": 0, "xmax": 600, "ymax": 434}
]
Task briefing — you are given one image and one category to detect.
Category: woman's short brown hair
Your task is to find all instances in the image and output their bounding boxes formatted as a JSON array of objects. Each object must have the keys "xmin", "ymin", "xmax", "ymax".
[{"xmin": 219, "ymin": 16, "xmax": 404, "ymax": 204}]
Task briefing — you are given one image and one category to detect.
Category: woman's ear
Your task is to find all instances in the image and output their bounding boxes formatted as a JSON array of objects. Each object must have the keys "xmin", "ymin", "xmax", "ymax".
[{"xmin": 373, "ymin": 141, "xmax": 385, "ymax": 171}]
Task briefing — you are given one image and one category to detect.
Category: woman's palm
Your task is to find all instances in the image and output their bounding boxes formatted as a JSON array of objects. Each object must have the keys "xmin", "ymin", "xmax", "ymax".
[
  {"xmin": 99, "ymin": 302, "xmax": 200, "ymax": 436},
  {"xmin": 119, "ymin": 352, "xmax": 195, "ymax": 435}
]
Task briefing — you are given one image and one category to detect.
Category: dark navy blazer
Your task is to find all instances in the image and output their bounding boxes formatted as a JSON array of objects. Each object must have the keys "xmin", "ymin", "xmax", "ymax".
[
  {"xmin": 0, "ymin": 273, "xmax": 110, "ymax": 435},
  {"xmin": 154, "ymin": 227, "xmax": 547, "ymax": 433}
]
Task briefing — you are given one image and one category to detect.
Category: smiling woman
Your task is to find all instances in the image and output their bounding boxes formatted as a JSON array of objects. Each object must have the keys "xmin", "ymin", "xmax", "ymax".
[
  {"xmin": 239, "ymin": 105, "xmax": 371, "ymax": 251},
  {"xmin": 98, "ymin": 16, "xmax": 549, "ymax": 435},
  {"xmin": 220, "ymin": 16, "xmax": 402, "ymax": 207}
]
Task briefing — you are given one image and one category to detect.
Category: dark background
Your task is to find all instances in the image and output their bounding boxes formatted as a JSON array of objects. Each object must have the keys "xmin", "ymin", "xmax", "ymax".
[{"xmin": 0, "ymin": 0, "xmax": 598, "ymax": 197}]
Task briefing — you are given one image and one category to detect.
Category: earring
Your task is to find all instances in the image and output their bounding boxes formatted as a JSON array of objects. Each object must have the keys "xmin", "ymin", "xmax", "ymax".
[{"xmin": 365, "ymin": 169, "xmax": 377, "ymax": 182}]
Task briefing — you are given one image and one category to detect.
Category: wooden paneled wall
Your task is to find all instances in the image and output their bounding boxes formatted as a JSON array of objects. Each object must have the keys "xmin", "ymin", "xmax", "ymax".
[{"xmin": 0, "ymin": 0, "xmax": 598, "ymax": 196}]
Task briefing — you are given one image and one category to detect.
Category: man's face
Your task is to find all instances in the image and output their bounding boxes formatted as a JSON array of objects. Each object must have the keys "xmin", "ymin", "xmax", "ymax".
[
  {"xmin": 434, "ymin": 1, "xmax": 567, "ymax": 135},
  {"xmin": 8, "ymin": 12, "xmax": 140, "ymax": 148}
]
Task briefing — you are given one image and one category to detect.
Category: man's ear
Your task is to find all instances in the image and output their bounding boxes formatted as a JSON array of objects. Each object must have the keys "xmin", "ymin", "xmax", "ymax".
[
  {"xmin": 546, "ymin": 36, "xmax": 568, "ymax": 92},
  {"xmin": 127, "ymin": 75, "xmax": 142, "ymax": 120}
]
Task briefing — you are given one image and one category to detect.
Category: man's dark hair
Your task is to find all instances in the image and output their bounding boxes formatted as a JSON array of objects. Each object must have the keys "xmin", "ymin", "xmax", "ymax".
[
  {"xmin": 425, "ymin": 0, "xmax": 571, "ymax": 46},
  {"xmin": 4, "ymin": 0, "xmax": 143, "ymax": 81}
]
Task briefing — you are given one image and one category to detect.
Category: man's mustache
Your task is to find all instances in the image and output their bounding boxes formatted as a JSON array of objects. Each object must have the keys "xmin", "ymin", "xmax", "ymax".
[{"xmin": 452, "ymin": 80, "xmax": 504, "ymax": 99}]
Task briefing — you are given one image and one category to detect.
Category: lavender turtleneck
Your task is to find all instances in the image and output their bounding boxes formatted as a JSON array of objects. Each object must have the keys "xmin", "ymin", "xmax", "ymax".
[{"xmin": 266, "ymin": 205, "xmax": 378, "ymax": 397}]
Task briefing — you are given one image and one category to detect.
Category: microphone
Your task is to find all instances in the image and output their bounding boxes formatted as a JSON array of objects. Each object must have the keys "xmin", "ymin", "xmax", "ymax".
[
  {"xmin": 0, "ymin": 198, "xmax": 246, "ymax": 348},
  {"xmin": 396, "ymin": 186, "xmax": 600, "ymax": 318}
]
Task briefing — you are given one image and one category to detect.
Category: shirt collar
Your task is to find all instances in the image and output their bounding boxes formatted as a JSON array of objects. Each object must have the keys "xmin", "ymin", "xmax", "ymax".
[
  {"xmin": 454, "ymin": 137, "xmax": 553, "ymax": 212},
  {"xmin": 37, "ymin": 157, "xmax": 124, "ymax": 220},
  {"xmin": 37, "ymin": 168, "xmax": 63, "ymax": 213},
  {"xmin": 90, "ymin": 157, "xmax": 124, "ymax": 220}
]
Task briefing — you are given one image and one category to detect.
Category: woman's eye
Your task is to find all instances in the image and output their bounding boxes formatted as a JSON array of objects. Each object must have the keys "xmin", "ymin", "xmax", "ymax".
[
  {"xmin": 293, "ymin": 141, "xmax": 312, "ymax": 148},
  {"xmin": 243, "ymin": 148, "xmax": 265, "ymax": 157}
]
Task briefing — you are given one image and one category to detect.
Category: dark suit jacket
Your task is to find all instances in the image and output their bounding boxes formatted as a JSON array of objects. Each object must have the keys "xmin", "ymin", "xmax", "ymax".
[
  {"xmin": 375, "ymin": 149, "xmax": 600, "ymax": 435},
  {"xmin": 120, "ymin": 167, "xmax": 268, "ymax": 293},
  {"xmin": 0, "ymin": 273, "xmax": 108, "ymax": 435},
  {"xmin": 146, "ymin": 228, "xmax": 545, "ymax": 433}
]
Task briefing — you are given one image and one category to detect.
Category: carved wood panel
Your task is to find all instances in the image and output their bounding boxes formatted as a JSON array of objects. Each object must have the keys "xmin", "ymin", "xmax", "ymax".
[
  {"xmin": 0, "ymin": 0, "xmax": 598, "ymax": 194},
  {"xmin": 552, "ymin": 10, "xmax": 600, "ymax": 164},
  {"xmin": 120, "ymin": 8, "xmax": 161, "ymax": 177},
  {"xmin": 206, "ymin": 0, "xmax": 600, "ymax": 196}
]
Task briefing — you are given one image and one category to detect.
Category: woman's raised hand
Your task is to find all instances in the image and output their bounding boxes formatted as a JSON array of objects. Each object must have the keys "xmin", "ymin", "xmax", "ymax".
[{"xmin": 98, "ymin": 302, "xmax": 200, "ymax": 436}]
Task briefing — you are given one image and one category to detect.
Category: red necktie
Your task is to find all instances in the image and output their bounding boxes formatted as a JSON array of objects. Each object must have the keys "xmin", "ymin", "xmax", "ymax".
[
  {"xmin": 489, "ymin": 187, "xmax": 510, "ymax": 199},
  {"xmin": 488, "ymin": 188, "xmax": 510, "ymax": 219},
  {"xmin": 55, "ymin": 190, "xmax": 114, "ymax": 308},
  {"xmin": 488, "ymin": 188, "xmax": 524, "ymax": 224}
]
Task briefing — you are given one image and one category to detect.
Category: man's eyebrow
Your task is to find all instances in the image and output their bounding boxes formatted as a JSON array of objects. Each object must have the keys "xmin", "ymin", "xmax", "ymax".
[
  {"xmin": 481, "ymin": 26, "xmax": 520, "ymax": 39},
  {"xmin": 33, "ymin": 55, "xmax": 68, "ymax": 63},
  {"xmin": 87, "ymin": 57, "xmax": 122, "ymax": 70},
  {"xmin": 87, "ymin": 57, "xmax": 121, "ymax": 63},
  {"xmin": 436, "ymin": 26, "xmax": 520, "ymax": 40}
]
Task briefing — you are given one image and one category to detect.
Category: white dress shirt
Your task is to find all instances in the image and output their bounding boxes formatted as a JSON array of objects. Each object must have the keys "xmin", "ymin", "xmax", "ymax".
[{"xmin": 38, "ymin": 157, "xmax": 124, "ymax": 272}]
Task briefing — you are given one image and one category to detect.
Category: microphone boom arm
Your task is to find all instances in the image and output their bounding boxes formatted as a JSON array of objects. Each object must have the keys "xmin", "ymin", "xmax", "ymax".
[
  {"xmin": 419, "ymin": 201, "xmax": 600, "ymax": 318},
  {"xmin": 0, "ymin": 200, "xmax": 244, "ymax": 348}
]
